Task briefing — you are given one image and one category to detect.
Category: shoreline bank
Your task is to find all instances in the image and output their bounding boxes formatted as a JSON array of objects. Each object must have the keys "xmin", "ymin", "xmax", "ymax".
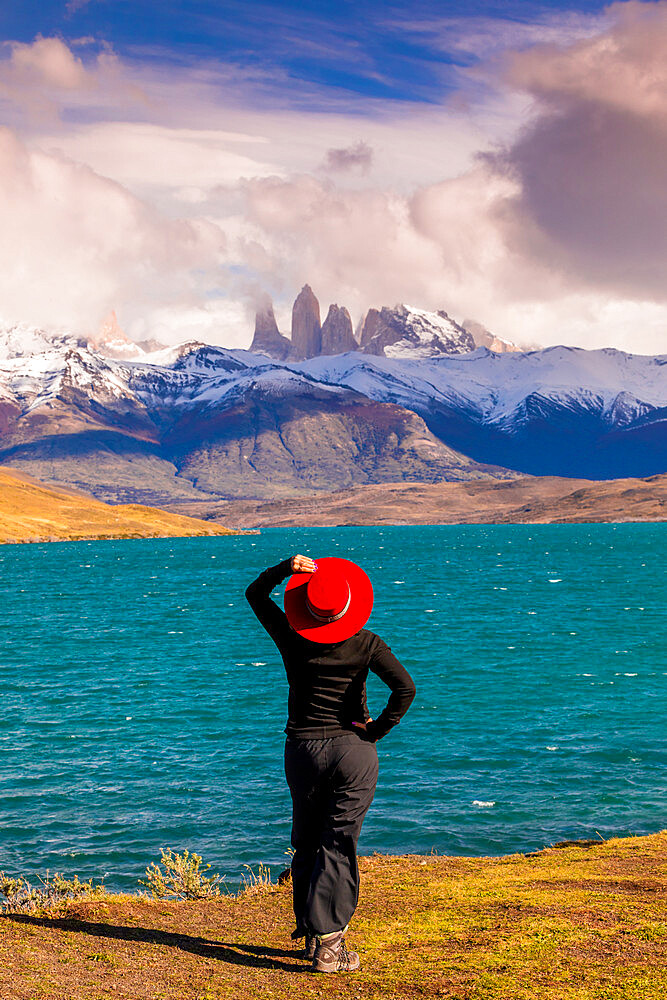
[{"xmin": 2, "ymin": 830, "xmax": 665, "ymax": 999}]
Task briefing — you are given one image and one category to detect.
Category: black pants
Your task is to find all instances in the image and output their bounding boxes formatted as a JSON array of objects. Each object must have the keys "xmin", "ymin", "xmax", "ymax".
[{"xmin": 284, "ymin": 733, "xmax": 379, "ymax": 937}]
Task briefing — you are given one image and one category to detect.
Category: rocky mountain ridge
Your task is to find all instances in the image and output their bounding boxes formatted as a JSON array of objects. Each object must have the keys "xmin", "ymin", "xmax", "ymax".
[
  {"xmin": 0, "ymin": 288, "xmax": 518, "ymax": 367},
  {"xmin": 0, "ymin": 327, "xmax": 664, "ymax": 502},
  {"xmin": 461, "ymin": 319, "xmax": 520, "ymax": 354},
  {"xmin": 249, "ymin": 285, "xmax": 484, "ymax": 360}
]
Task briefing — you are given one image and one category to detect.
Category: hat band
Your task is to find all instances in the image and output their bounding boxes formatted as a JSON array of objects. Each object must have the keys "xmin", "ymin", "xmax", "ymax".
[{"xmin": 306, "ymin": 590, "xmax": 352, "ymax": 624}]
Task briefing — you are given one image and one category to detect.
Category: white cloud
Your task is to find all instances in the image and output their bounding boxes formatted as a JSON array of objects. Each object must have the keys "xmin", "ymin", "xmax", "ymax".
[
  {"xmin": 44, "ymin": 122, "xmax": 281, "ymax": 207},
  {"xmin": 0, "ymin": 36, "xmax": 147, "ymax": 124},
  {"xmin": 128, "ymin": 299, "xmax": 251, "ymax": 348},
  {"xmin": 0, "ymin": 20, "xmax": 666, "ymax": 355},
  {"xmin": 388, "ymin": 9, "xmax": 611, "ymax": 61},
  {"xmin": 0, "ymin": 127, "xmax": 228, "ymax": 336},
  {"xmin": 234, "ymin": 166, "xmax": 667, "ymax": 354}
]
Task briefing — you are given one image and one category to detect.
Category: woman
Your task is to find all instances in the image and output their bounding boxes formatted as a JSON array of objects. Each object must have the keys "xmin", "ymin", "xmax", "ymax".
[{"xmin": 245, "ymin": 552, "xmax": 416, "ymax": 973}]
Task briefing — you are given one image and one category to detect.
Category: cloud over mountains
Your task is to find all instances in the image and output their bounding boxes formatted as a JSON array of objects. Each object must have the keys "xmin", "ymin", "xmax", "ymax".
[
  {"xmin": 0, "ymin": 4, "xmax": 665, "ymax": 353},
  {"xmin": 495, "ymin": 0, "xmax": 667, "ymax": 300}
]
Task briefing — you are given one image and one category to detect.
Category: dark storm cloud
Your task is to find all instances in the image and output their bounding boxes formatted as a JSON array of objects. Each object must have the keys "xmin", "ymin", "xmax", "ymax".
[
  {"xmin": 488, "ymin": 0, "xmax": 667, "ymax": 299},
  {"xmin": 323, "ymin": 141, "xmax": 374, "ymax": 173}
]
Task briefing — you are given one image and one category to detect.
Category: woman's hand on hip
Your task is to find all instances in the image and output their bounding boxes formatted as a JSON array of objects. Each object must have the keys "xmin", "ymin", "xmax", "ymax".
[
  {"xmin": 352, "ymin": 718, "xmax": 376, "ymax": 742},
  {"xmin": 291, "ymin": 554, "xmax": 316, "ymax": 574}
]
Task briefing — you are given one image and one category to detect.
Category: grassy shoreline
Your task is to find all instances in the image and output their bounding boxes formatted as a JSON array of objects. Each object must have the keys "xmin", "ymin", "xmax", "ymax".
[{"xmin": 2, "ymin": 831, "xmax": 666, "ymax": 999}]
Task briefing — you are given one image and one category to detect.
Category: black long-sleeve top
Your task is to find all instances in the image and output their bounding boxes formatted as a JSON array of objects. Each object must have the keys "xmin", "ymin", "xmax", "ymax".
[{"xmin": 245, "ymin": 559, "xmax": 416, "ymax": 742}]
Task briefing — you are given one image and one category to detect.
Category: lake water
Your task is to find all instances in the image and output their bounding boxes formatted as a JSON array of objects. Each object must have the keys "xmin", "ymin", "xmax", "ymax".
[{"xmin": 0, "ymin": 524, "xmax": 665, "ymax": 893}]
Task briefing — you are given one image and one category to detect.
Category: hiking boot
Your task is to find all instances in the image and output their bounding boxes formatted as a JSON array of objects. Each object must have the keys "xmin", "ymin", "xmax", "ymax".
[{"xmin": 311, "ymin": 929, "xmax": 360, "ymax": 973}]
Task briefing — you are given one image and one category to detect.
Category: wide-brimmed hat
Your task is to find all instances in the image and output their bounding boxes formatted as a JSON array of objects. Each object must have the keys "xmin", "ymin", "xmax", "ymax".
[{"xmin": 284, "ymin": 556, "xmax": 373, "ymax": 643}]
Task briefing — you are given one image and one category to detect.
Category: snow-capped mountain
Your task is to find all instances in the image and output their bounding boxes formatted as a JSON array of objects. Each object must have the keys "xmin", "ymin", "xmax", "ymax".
[
  {"xmin": 88, "ymin": 311, "xmax": 166, "ymax": 361},
  {"xmin": 248, "ymin": 285, "xmax": 477, "ymax": 361},
  {"xmin": 0, "ymin": 324, "xmax": 84, "ymax": 360},
  {"xmin": 358, "ymin": 304, "xmax": 475, "ymax": 358},
  {"xmin": 0, "ymin": 318, "xmax": 164, "ymax": 365},
  {"xmin": 0, "ymin": 325, "xmax": 664, "ymax": 501},
  {"xmin": 300, "ymin": 345, "xmax": 667, "ymax": 429}
]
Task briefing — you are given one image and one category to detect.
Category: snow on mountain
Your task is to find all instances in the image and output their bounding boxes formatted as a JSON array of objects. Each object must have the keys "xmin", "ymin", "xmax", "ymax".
[
  {"xmin": 0, "ymin": 324, "xmax": 83, "ymax": 361},
  {"xmin": 297, "ymin": 346, "xmax": 667, "ymax": 427},
  {"xmin": 360, "ymin": 304, "xmax": 475, "ymax": 358},
  {"xmin": 61, "ymin": 348, "xmax": 137, "ymax": 401},
  {"xmin": 4, "ymin": 348, "xmax": 137, "ymax": 417},
  {"xmin": 0, "ymin": 320, "xmax": 664, "ymax": 490},
  {"xmin": 386, "ymin": 305, "xmax": 474, "ymax": 358},
  {"xmin": 1, "ymin": 329, "xmax": 664, "ymax": 428}
]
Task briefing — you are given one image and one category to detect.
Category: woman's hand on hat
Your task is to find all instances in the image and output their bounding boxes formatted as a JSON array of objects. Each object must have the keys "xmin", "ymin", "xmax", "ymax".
[{"xmin": 291, "ymin": 553, "xmax": 317, "ymax": 574}]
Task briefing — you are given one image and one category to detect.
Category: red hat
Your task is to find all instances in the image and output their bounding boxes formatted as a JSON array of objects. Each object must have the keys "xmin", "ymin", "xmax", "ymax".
[{"xmin": 284, "ymin": 557, "xmax": 374, "ymax": 643}]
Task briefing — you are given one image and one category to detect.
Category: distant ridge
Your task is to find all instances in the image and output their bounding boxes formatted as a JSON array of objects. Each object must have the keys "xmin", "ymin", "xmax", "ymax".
[{"xmin": 164, "ymin": 473, "xmax": 667, "ymax": 529}]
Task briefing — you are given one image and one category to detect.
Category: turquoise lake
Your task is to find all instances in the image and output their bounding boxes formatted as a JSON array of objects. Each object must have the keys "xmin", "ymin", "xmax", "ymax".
[{"xmin": 0, "ymin": 524, "xmax": 665, "ymax": 892}]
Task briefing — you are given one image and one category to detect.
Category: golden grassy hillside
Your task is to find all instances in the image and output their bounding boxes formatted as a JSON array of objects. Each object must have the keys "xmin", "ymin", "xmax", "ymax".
[
  {"xmin": 1, "ymin": 831, "xmax": 666, "ymax": 999},
  {"xmin": 0, "ymin": 467, "xmax": 237, "ymax": 543}
]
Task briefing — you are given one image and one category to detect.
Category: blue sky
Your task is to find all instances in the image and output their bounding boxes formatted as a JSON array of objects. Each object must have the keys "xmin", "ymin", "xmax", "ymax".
[
  {"xmin": 0, "ymin": 1, "xmax": 665, "ymax": 354},
  {"xmin": 1, "ymin": 0, "xmax": 612, "ymax": 105}
]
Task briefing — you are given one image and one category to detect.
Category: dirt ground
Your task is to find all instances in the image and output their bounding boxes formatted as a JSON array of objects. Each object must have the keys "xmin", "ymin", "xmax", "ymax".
[{"xmin": 2, "ymin": 831, "xmax": 666, "ymax": 1000}]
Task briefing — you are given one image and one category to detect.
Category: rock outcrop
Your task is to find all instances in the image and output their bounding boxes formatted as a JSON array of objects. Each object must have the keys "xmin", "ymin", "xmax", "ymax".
[
  {"xmin": 320, "ymin": 304, "xmax": 357, "ymax": 356},
  {"xmin": 462, "ymin": 319, "xmax": 521, "ymax": 354},
  {"xmin": 359, "ymin": 308, "xmax": 382, "ymax": 349},
  {"xmin": 250, "ymin": 287, "xmax": 482, "ymax": 362},
  {"xmin": 360, "ymin": 305, "xmax": 475, "ymax": 358},
  {"xmin": 90, "ymin": 311, "xmax": 147, "ymax": 360},
  {"xmin": 250, "ymin": 297, "xmax": 291, "ymax": 360},
  {"xmin": 290, "ymin": 284, "xmax": 321, "ymax": 359}
]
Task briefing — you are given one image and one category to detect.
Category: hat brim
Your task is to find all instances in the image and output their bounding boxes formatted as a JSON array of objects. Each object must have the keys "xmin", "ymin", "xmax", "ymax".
[{"xmin": 284, "ymin": 557, "xmax": 373, "ymax": 643}]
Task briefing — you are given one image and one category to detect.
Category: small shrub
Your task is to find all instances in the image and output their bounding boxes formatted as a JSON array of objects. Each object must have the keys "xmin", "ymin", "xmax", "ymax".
[
  {"xmin": 140, "ymin": 848, "xmax": 226, "ymax": 900},
  {"xmin": 278, "ymin": 847, "xmax": 294, "ymax": 884},
  {"xmin": 0, "ymin": 870, "xmax": 106, "ymax": 914},
  {"xmin": 237, "ymin": 862, "xmax": 275, "ymax": 897}
]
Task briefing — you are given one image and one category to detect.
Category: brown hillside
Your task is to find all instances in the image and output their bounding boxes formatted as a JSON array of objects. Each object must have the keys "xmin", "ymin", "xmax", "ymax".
[
  {"xmin": 165, "ymin": 473, "xmax": 667, "ymax": 529},
  {"xmin": 0, "ymin": 467, "xmax": 237, "ymax": 543}
]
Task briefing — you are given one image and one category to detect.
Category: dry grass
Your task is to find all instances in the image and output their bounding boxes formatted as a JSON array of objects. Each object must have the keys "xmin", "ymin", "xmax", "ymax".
[
  {"xmin": 0, "ymin": 467, "xmax": 237, "ymax": 543},
  {"xmin": 1, "ymin": 831, "xmax": 665, "ymax": 999}
]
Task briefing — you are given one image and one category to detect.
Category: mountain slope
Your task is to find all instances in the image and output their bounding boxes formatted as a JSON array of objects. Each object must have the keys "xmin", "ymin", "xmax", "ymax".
[
  {"xmin": 0, "ymin": 329, "xmax": 664, "ymax": 500},
  {"xmin": 301, "ymin": 346, "xmax": 667, "ymax": 479}
]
